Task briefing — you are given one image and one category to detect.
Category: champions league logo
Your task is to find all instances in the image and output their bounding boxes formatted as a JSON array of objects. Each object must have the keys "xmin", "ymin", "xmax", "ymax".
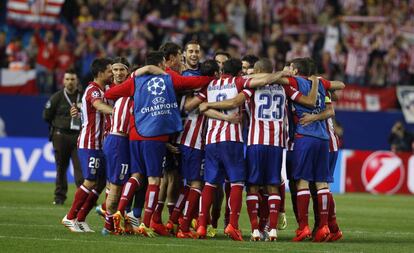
[{"xmin": 147, "ymin": 77, "xmax": 166, "ymax": 96}]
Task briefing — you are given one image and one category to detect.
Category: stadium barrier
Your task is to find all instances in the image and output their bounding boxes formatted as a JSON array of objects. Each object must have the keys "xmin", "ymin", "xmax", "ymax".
[{"xmin": 2, "ymin": 136, "xmax": 412, "ymax": 195}]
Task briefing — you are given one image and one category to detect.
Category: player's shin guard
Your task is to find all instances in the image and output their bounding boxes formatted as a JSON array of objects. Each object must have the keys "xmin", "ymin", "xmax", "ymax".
[
  {"xmin": 310, "ymin": 184, "xmax": 319, "ymax": 228},
  {"xmin": 328, "ymin": 192, "xmax": 339, "ymax": 232},
  {"xmin": 67, "ymin": 185, "xmax": 90, "ymax": 220},
  {"xmin": 246, "ymin": 193, "xmax": 259, "ymax": 231},
  {"xmin": 118, "ymin": 177, "xmax": 141, "ymax": 215},
  {"xmin": 77, "ymin": 189, "xmax": 100, "ymax": 222},
  {"xmin": 224, "ymin": 181, "xmax": 231, "ymax": 227},
  {"xmin": 143, "ymin": 184, "xmax": 159, "ymax": 227},
  {"xmin": 198, "ymin": 183, "xmax": 216, "ymax": 228},
  {"xmin": 101, "ymin": 187, "xmax": 110, "ymax": 211},
  {"xmin": 296, "ymin": 189, "xmax": 310, "ymax": 230},
  {"xmin": 229, "ymin": 183, "xmax": 244, "ymax": 229},
  {"xmin": 317, "ymin": 188, "xmax": 330, "ymax": 228},
  {"xmin": 279, "ymin": 182, "xmax": 286, "ymax": 213},
  {"xmin": 104, "ymin": 211, "xmax": 114, "ymax": 232},
  {"xmin": 268, "ymin": 194, "xmax": 281, "ymax": 230},
  {"xmin": 258, "ymin": 191, "xmax": 269, "ymax": 231},
  {"xmin": 289, "ymin": 180, "xmax": 299, "ymax": 223},
  {"xmin": 151, "ymin": 201, "xmax": 164, "ymax": 224},
  {"xmin": 181, "ymin": 187, "xmax": 202, "ymax": 232},
  {"xmin": 169, "ymin": 185, "xmax": 189, "ymax": 224}
]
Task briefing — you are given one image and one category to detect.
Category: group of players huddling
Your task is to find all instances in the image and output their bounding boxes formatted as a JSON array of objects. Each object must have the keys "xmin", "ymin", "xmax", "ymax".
[{"xmin": 61, "ymin": 40, "xmax": 344, "ymax": 242}]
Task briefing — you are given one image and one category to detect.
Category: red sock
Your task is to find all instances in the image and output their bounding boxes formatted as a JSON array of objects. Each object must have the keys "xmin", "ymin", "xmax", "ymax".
[
  {"xmin": 289, "ymin": 180, "xmax": 299, "ymax": 223},
  {"xmin": 181, "ymin": 187, "xmax": 201, "ymax": 232},
  {"xmin": 198, "ymin": 183, "xmax": 216, "ymax": 227},
  {"xmin": 258, "ymin": 193, "xmax": 269, "ymax": 231},
  {"xmin": 210, "ymin": 188, "xmax": 222, "ymax": 228},
  {"xmin": 151, "ymin": 201, "xmax": 164, "ymax": 224},
  {"xmin": 246, "ymin": 193, "xmax": 259, "ymax": 231},
  {"xmin": 297, "ymin": 189, "xmax": 310, "ymax": 230},
  {"xmin": 118, "ymin": 177, "xmax": 140, "ymax": 214},
  {"xmin": 67, "ymin": 185, "xmax": 90, "ymax": 220},
  {"xmin": 268, "ymin": 193, "xmax": 281, "ymax": 230},
  {"xmin": 169, "ymin": 185, "xmax": 189, "ymax": 223},
  {"xmin": 317, "ymin": 188, "xmax": 330, "ymax": 228},
  {"xmin": 167, "ymin": 203, "xmax": 175, "ymax": 216},
  {"xmin": 328, "ymin": 192, "xmax": 339, "ymax": 232},
  {"xmin": 310, "ymin": 185, "xmax": 319, "ymax": 228},
  {"xmin": 143, "ymin": 184, "xmax": 159, "ymax": 227},
  {"xmin": 101, "ymin": 188, "xmax": 109, "ymax": 211},
  {"xmin": 279, "ymin": 182, "xmax": 286, "ymax": 213},
  {"xmin": 77, "ymin": 189, "xmax": 100, "ymax": 222},
  {"xmin": 224, "ymin": 181, "xmax": 231, "ymax": 227},
  {"xmin": 104, "ymin": 211, "xmax": 114, "ymax": 231},
  {"xmin": 229, "ymin": 184, "xmax": 243, "ymax": 229}
]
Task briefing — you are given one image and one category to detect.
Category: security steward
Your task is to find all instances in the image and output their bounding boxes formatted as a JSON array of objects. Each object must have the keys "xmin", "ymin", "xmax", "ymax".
[{"xmin": 43, "ymin": 69, "xmax": 83, "ymax": 205}]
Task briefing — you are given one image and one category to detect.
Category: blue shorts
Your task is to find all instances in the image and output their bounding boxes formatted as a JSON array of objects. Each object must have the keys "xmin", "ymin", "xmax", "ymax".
[
  {"xmin": 103, "ymin": 134, "xmax": 130, "ymax": 185},
  {"xmin": 78, "ymin": 148, "xmax": 105, "ymax": 181},
  {"xmin": 292, "ymin": 136, "xmax": 330, "ymax": 183},
  {"xmin": 180, "ymin": 145, "xmax": 204, "ymax": 182},
  {"xmin": 129, "ymin": 140, "xmax": 166, "ymax": 177},
  {"xmin": 204, "ymin": 142, "xmax": 245, "ymax": 184},
  {"xmin": 285, "ymin": 150, "xmax": 294, "ymax": 180},
  {"xmin": 246, "ymin": 145, "xmax": 283, "ymax": 185},
  {"xmin": 328, "ymin": 151, "xmax": 338, "ymax": 182}
]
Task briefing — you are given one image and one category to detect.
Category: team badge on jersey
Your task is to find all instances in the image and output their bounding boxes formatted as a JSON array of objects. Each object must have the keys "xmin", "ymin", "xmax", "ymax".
[{"xmin": 91, "ymin": 90, "xmax": 101, "ymax": 98}]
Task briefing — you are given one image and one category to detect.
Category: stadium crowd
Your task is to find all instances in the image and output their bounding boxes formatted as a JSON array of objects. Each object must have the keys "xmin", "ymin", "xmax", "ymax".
[{"xmin": 1, "ymin": 0, "xmax": 414, "ymax": 94}]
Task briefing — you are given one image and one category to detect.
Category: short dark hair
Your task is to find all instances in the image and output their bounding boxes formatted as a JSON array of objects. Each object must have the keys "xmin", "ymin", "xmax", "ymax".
[
  {"xmin": 184, "ymin": 40, "xmax": 200, "ymax": 51},
  {"xmin": 241, "ymin": 54, "xmax": 259, "ymax": 68},
  {"xmin": 145, "ymin": 51, "xmax": 165, "ymax": 66},
  {"xmin": 303, "ymin": 57, "xmax": 317, "ymax": 75},
  {"xmin": 159, "ymin": 42, "xmax": 181, "ymax": 61},
  {"xmin": 223, "ymin": 59, "xmax": 242, "ymax": 76},
  {"xmin": 254, "ymin": 58, "xmax": 273, "ymax": 73},
  {"xmin": 65, "ymin": 68, "xmax": 78, "ymax": 76},
  {"xmin": 291, "ymin": 58, "xmax": 310, "ymax": 76},
  {"xmin": 214, "ymin": 51, "xmax": 230, "ymax": 59},
  {"xmin": 200, "ymin": 59, "xmax": 219, "ymax": 76},
  {"xmin": 112, "ymin": 57, "xmax": 130, "ymax": 68},
  {"xmin": 91, "ymin": 58, "xmax": 113, "ymax": 78}
]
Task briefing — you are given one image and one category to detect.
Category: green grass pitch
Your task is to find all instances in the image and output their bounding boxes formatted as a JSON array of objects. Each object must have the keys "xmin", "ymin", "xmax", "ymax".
[{"xmin": 0, "ymin": 181, "xmax": 413, "ymax": 253}]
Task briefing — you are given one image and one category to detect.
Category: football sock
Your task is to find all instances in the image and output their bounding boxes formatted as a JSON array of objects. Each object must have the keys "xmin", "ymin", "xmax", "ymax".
[
  {"xmin": 229, "ymin": 183, "xmax": 243, "ymax": 229},
  {"xmin": 317, "ymin": 188, "xmax": 330, "ymax": 228},
  {"xmin": 118, "ymin": 177, "xmax": 140, "ymax": 215},
  {"xmin": 181, "ymin": 187, "xmax": 201, "ymax": 232},
  {"xmin": 77, "ymin": 189, "xmax": 100, "ymax": 222},
  {"xmin": 170, "ymin": 185, "xmax": 189, "ymax": 223},
  {"xmin": 279, "ymin": 182, "xmax": 286, "ymax": 213},
  {"xmin": 297, "ymin": 189, "xmax": 310, "ymax": 230},
  {"xmin": 328, "ymin": 192, "xmax": 339, "ymax": 232},
  {"xmin": 198, "ymin": 183, "xmax": 216, "ymax": 227},
  {"xmin": 246, "ymin": 193, "xmax": 259, "ymax": 231},
  {"xmin": 151, "ymin": 201, "xmax": 164, "ymax": 224},
  {"xmin": 268, "ymin": 193, "xmax": 281, "ymax": 230},
  {"xmin": 67, "ymin": 185, "xmax": 90, "ymax": 220},
  {"xmin": 143, "ymin": 184, "xmax": 159, "ymax": 227}
]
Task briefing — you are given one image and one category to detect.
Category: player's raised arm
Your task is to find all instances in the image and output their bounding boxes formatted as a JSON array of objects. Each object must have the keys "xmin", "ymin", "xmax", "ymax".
[
  {"xmin": 329, "ymin": 80, "xmax": 345, "ymax": 91},
  {"xmin": 200, "ymin": 92, "xmax": 247, "ymax": 112},
  {"xmin": 92, "ymin": 100, "xmax": 113, "ymax": 115},
  {"xmin": 247, "ymin": 70, "xmax": 292, "ymax": 88},
  {"xmin": 133, "ymin": 65, "xmax": 167, "ymax": 77}
]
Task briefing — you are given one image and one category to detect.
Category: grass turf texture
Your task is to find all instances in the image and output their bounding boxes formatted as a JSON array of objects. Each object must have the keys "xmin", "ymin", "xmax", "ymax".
[{"xmin": 0, "ymin": 182, "xmax": 413, "ymax": 253}]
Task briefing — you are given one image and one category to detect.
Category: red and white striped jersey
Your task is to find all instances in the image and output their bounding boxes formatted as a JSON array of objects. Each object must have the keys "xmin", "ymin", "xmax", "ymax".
[
  {"xmin": 246, "ymin": 84, "xmax": 287, "ymax": 147},
  {"xmin": 78, "ymin": 82, "xmax": 106, "ymax": 150},
  {"xmin": 175, "ymin": 94, "xmax": 206, "ymax": 150},
  {"xmin": 198, "ymin": 75, "xmax": 252, "ymax": 144},
  {"xmin": 326, "ymin": 117, "xmax": 339, "ymax": 152},
  {"xmin": 110, "ymin": 97, "xmax": 133, "ymax": 135}
]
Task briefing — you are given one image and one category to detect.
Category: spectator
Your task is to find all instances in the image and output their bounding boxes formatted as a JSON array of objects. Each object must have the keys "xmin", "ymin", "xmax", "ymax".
[
  {"xmin": 0, "ymin": 32, "xmax": 8, "ymax": 68},
  {"xmin": 35, "ymin": 30, "xmax": 57, "ymax": 94},
  {"xmin": 388, "ymin": 121, "xmax": 414, "ymax": 153},
  {"xmin": 6, "ymin": 38, "xmax": 28, "ymax": 70}
]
